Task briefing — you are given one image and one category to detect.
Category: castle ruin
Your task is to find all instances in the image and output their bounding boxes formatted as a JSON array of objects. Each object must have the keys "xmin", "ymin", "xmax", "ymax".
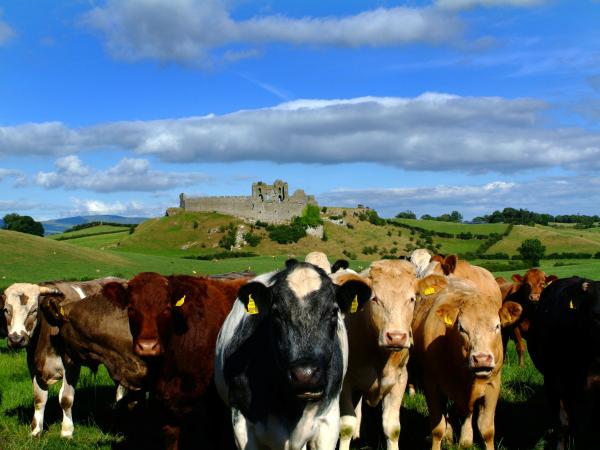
[{"xmin": 173, "ymin": 180, "xmax": 318, "ymax": 223}]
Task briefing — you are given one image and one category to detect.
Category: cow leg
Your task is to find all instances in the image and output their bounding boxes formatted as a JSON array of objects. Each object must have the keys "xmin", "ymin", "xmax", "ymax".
[
  {"xmin": 162, "ymin": 424, "xmax": 181, "ymax": 450},
  {"xmin": 232, "ymin": 408, "xmax": 261, "ymax": 450},
  {"xmin": 382, "ymin": 368, "xmax": 408, "ymax": 450},
  {"xmin": 353, "ymin": 397, "xmax": 362, "ymax": 439},
  {"xmin": 424, "ymin": 378, "xmax": 446, "ymax": 450},
  {"xmin": 477, "ymin": 386, "xmax": 500, "ymax": 450},
  {"xmin": 458, "ymin": 412, "xmax": 473, "ymax": 448},
  {"xmin": 338, "ymin": 385, "xmax": 358, "ymax": 450},
  {"xmin": 59, "ymin": 364, "xmax": 80, "ymax": 438},
  {"xmin": 310, "ymin": 396, "xmax": 341, "ymax": 450},
  {"xmin": 115, "ymin": 384, "xmax": 128, "ymax": 403},
  {"xmin": 513, "ymin": 327, "xmax": 526, "ymax": 368},
  {"xmin": 31, "ymin": 375, "xmax": 48, "ymax": 437}
]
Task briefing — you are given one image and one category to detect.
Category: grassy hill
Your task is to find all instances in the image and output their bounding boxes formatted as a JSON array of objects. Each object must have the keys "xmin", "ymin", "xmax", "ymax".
[{"xmin": 0, "ymin": 230, "xmax": 292, "ymax": 290}]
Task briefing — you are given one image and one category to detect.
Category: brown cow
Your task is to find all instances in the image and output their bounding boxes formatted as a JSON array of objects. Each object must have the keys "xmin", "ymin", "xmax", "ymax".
[
  {"xmin": 103, "ymin": 272, "xmax": 248, "ymax": 450},
  {"xmin": 496, "ymin": 269, "xmax": 558, "ymax": 367},
  {"xmin": 426, "ymin": 254, "xmax": 502, "ymax": 305},
  {"xmin": 338, "ymin": 260, "xmax": 447, "ymax": 450},
  {"xmin": 2, "ymin": 277, "xmax": 125, "ymax": 438},
  {"xmin": 412, "ymin": 277, "xmax": 522, "ymax": 450}
]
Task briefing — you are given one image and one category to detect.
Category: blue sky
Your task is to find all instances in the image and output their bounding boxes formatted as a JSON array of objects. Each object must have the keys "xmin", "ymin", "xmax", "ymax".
[{"xmin": 0, "ymin": 0, "xmax": 599, "ymax": 220}]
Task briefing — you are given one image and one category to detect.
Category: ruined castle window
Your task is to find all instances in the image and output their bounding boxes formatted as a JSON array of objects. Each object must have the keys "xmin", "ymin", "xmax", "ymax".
[{"xmin": 259, "ymin": 194, "xmax": 264, "ymax": 202}]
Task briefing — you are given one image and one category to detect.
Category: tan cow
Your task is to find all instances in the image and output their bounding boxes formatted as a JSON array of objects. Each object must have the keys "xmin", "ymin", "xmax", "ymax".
[
  {"xmin": 338, "ymin": 260, "xmax": 447, "ymax": 450},
  {"xmin": 496, "ymin": 269, "xmax": 558, "ymax": 367},
  {"xmin": 426, "ymin": 255, "xmax": 502, "ymax": 306},
  {"xmin": 1, "ymin": 277, "xmax": 125, "ymax": 438},
  {"xmin": 412, "ymin": 277, "xmax": 522, "ymax": 450}
]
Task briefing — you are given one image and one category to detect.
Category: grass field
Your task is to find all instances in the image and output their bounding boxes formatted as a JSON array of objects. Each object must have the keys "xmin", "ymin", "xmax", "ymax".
[
  {"xmin": 393, "ymin": 219, "xmax": 508, "ymax": 235},
  {"xmin": 47, "ymin": 225, "xmax": 131, "ymax": 241},
  {"xmin": 0, "ymin": 338, "xmax": 549, "ymax": 450},
  {"xmin": 1, "ymin": 217, "xmax": 599, "ymax": 449}
]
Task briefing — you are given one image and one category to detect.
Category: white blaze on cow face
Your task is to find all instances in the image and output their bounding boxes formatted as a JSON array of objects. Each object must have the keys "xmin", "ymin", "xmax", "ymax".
[
  {"xmin": 2, "ymin": 283, "xmax": 45, "ymax": 347},
  {"xmin": 286, "ymin": 267, "xmax": 323, "ymax": 300}
]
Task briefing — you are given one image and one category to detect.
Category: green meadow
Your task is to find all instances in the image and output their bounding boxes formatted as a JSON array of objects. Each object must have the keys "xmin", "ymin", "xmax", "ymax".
[{"xmin": 1, "ymin": 213, "xmax": 599, "ymax": 448}]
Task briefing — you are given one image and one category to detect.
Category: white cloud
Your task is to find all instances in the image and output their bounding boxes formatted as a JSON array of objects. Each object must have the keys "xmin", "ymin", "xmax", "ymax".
[
  {"xmin": 3, "ymin": 94, "xmax": 600, "ymax": 174},
  {"xmin": 35, "ymin": 155, "xmax": 211, "ymax": 192},
  {"xmin": 68, "ymin": 198, "xmax": 163, "ymax": 217},
  {"xmin": 435, "ymin": 0, "xmax": 545, "ymax": 10},
  {"xmin": 81, "ymin": 0, "xmax": 462, "ymax": 65},
  {"xmin": 320, "ymin": 177, "xmax": 600, "ymax": 219},
  {"xmin": 0, "ymin": 168, "xmax": 26, "ymax": 187},
  {"xmin": 0, "ymin": 10, "xmax": 15, "ymax": 45}
]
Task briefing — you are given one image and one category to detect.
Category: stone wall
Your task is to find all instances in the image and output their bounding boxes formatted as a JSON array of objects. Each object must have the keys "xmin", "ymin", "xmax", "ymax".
[{"xmin": 175, "ymin": 180, "xmax": 318, "ymax": 223}]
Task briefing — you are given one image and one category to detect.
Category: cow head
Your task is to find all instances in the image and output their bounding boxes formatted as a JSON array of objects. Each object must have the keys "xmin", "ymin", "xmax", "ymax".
[
  {"xmin": 2, "ymin": 283, "xmax": 62, "ymax": 348},
  {"xmin": 103, "ymin": 273, "xmax": 173, "ymax": 358},
  {"xmin": 436, "ymin": 285, "xmax": 522, "ymax": 378},
  {"xmin": 238, "ymin": 261, "xmax": 371, "ymax": 400},
  {"xmin": 512, "ymin": 270, "xmax": 558, "ymax": 302},
  {"xmin": 366, "ymin": 260, "xmax": 447, "ymax": 350}
]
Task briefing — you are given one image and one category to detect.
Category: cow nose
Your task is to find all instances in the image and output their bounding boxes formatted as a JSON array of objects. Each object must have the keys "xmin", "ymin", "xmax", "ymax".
[
  {"xmin": 471, "ymin": 352, "xmax": 494, "ymax": 368},
  {"xmin": 385, "ymin": 331, "xmax": 409, "ymax": 348},
  {"xmin": 8, "ymin": 333, "xmax": 26, "ymax": 348},
  {"xmin": 289, "ymin": 364, "xmax": 322, "ymax": 390},
  {"xmin": 529, "ymin": 294, "xmax": 540, "ymax": 301},
  {"xmin": 135, "ymin": 339, "xmax": 161, "ymax": 357}
]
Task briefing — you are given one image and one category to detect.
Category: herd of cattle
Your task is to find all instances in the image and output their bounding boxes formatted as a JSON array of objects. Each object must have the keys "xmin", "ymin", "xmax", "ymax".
[{"xmin": 0, "ymin": 249, "xmax": 598, "ymax": 450}]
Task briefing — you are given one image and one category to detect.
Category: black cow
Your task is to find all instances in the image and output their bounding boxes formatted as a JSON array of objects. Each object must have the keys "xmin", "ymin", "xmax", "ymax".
[
  {"xmin": 214, "ymin": 260, "xmax": 371, "ymax": 450},
  {"xmin": 528, "ymin": 276, "xmax": 600, "ymax": 449}
]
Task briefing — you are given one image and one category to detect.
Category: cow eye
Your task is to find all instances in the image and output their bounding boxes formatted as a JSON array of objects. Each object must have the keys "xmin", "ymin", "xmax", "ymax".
[
  {"xmin": 2, "ymin": 308, "xmax": 8, "ymax": 315},
  {"xmin": 458, "ymin": 323, "xmax": 467, "ymax": 334},
  {"xmin": 410, "ymin": 297, "xmax": 416, "ymax": 303},
  {"xmin": 495, "ymin": 323, "xmax": 501, "ymax": 332}
]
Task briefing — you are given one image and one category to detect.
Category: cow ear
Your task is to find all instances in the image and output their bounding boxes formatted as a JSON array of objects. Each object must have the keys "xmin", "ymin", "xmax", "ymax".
[
  {"xmin": 285, "ymin": 259, "xmax": 299, "ymax": 270},
  {"xmin": 417, "ymin": 275, "xmax": 447, "ymax": 297},
  {"xmin": 39, "ymin": 295, "xmax": 66, "ymax": 327},
  {"xmin": 435, "ymin": 304, "xmax": 459, "ymax": 327},
  {"xmin": 331, "ymin": 259, "xmax": 350, "ymax": 273},
  {"xmin": 238, "ymin": 282, "xmax": 271, "ymax": 316},
  {"xmin": 511, "ymin": 274, "xmax": 524, "ymax": 283},
  {"xmin": 430, "ymin": 254, "xmax": 444, "ymax": 264},
  {"xmin": 442, "ymin": 255, "xmax": 458, "ymax": 275},
  {"xmin": 103, "ymin": 282, "xmax": 129, "ymax": 309},
  {"xmin": 336, "ymin": 279, "xmax": 371, "ymax": 315},
  {"xmin": 545, "ymin": 275, "xmax": 558, "ymax": 285},
  {"xmin": 582, "ymin": 281, "xmax": 592, "ymax": 292},
  {"xmin": 499, "ymin": 301, "xmax": 522, "ymax": 328}
]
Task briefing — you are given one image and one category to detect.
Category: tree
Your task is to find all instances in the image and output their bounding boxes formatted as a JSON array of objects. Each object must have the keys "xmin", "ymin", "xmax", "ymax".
[
  {"xmin": 2, "ymin": 213, "xmax": 44, "ymax": 237},
  {"xmin": 517, "ymin": 238, "xmax": 546, "ymax": 266},
  {"xmin": 395, "ymin": 210, "xmax": 416, "ymax": 219},
  {"xmin": 449, "ymin": 211, "xmax": 463, "ymax": 223}
]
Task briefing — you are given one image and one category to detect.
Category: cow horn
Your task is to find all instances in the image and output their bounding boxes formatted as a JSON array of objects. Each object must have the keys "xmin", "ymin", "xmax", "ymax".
[{"xmin": 39, "ymin": 286, "xmax": 62, "ymax": 295}]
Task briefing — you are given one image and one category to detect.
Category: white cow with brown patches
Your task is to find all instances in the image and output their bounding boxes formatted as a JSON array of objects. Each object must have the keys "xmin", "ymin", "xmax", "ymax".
[
  {"xmin": 337, "ymin": 260, "xmax": 447, "ymax": 450},
  {"xmin": 1, "ymin": 277, "xmax": 125, "ymax": 438}
]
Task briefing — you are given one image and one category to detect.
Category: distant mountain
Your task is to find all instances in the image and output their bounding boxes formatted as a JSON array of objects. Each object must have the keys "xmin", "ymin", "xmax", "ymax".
[{"xmin": 42, "ymin": 215, "xmax": 149, "ymax": 235}]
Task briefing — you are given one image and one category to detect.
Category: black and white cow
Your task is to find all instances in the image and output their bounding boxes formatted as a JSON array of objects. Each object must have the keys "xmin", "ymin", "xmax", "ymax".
[
  {"xmin": 214, "ymin": 260, "xmax": 371, "ymax": 450},
  {"xmin": 528, "ymin": 277, "xmax": 600, "ymax": 449}
]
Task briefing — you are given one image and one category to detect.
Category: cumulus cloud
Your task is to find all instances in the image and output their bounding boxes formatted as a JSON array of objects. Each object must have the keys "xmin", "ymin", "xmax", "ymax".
[
  {"xmin": 0, "ymin": 11, "xmax": 15, "ymax": 45},
  {"xmin": 81, "ymin": 0, "xmax": 462, "ymax": 65},
  {"xmin": 3, "ymin": 94, "xmax": 600, "ymax": 174},
  {"xmin": 35, "ymin": 155, "xmax": 211, "ymax": 192},
  {"xmin": 320, "ymin": 177, "xmax": 600, "ymax": 219}
]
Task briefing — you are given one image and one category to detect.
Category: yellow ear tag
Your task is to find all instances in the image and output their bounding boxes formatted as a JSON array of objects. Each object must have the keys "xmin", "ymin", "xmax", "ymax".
[
  {"xmin": 423, "ymin": 287, "xmax": 436, "ymax": 296},
  {"xmin": 247, "ymin": 294, "xmax": 259, "ymax": 315},
  {"xmin": 175, "ymin": 295, "xmax": 185, "ymax": 307},
  {"xmin": 569, "ymin": 299, "xmax": 575, "ymax": 310},
  {"xmin": 60, "ymin": 306, "xmax": 65, "ymax": 317},
  {"xmin": 444, "ymin": 314, "xmax": 453, "ymax": 327},
  {"xmin": 350, "ymin": 295, "xmax": 359, "ymax": 314}
]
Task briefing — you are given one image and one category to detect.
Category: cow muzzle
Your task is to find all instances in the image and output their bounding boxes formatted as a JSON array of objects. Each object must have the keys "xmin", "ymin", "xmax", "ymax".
[
  {"xmin": 134, "ymin": 339, "xmax": 162, "ymax": 357},
  {"xmin": 382, "ymin": 330, "xmax": 410, "ymax": 350},
  {"xmin": 7, "ymin": 332, "xmax": 29, "ymax": 349},
  {"xmin": 470, "ymin": 352, "xmax": 495, "ymax": 377},
  {"xmin": 528, "ymin": 294, "xmax": 540, "ymax": 302},
  {"xmin": 289, "ymin": 361, "xmax": 324, "ymax": 400}
]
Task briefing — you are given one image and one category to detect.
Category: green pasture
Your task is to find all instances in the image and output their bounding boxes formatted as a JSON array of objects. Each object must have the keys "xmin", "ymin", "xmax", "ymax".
[
  {"xmin": 393, "ymin": 219, "xmax": 508, "ymax": 235},
  {"xmin": 48, "ymin": 225, "xmax": 131, "ymax": 241}
]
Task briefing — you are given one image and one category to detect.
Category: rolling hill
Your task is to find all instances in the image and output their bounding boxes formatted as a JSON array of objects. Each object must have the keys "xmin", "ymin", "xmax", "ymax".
[{"xmin": 41, "ymin": 215, "xmax": 148, "ymax": 235}]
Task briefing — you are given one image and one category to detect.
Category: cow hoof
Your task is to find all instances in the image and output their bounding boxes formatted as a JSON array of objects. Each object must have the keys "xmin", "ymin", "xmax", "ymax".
[
  {"xmin": 60, "ymin": 430, "xmax": 74, "ymax": 439},
  {"xmin": 31, "ymin": 430, "xmax": 42, "ymax": 438}
]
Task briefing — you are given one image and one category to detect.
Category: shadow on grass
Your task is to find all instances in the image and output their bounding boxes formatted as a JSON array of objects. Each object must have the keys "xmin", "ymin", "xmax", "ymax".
[
  {"xmin": 6, "ymin": 384, "xmax": 163, "ymax": 450},
  {"xmin": 349, "ymin": 379, "xmax": 550, "ymax": 450}
]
